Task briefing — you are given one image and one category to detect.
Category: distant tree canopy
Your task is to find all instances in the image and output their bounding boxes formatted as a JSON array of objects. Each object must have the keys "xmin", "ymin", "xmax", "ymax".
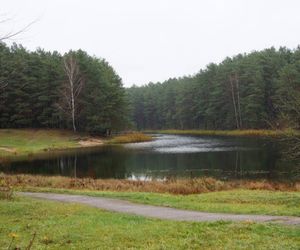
[
  {"xmin": 0, "ymin": 43, "xmax": 128, "ymax": 133},
  {"xmin": 127, "ymin": 47, "xmax": 300, "ymax": 130}
]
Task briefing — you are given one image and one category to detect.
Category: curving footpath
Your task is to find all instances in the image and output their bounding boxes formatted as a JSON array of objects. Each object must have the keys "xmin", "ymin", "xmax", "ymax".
[{"xmin": 20, "ymin": 192, "xmax": 300, "ymax": 225}]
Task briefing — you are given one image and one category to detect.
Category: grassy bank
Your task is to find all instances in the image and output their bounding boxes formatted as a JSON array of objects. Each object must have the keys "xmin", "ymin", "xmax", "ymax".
[
  {"xmin": 2, "ymin": 174, "xmax": 300, "ymax": 216},
  {"xmin": 1, "ymin": 197, "xmax": 299, "ymax": 249},
  {"xmin": 0, "ymin": 129, "xmax": 152, "ymax": 158},
  {"xmin": 145, "ymin": 129, "xmax": 300, "ymax": 137},
  {"xmin": 0, "ymin": 129, "xmax": 104, "ymax": 158}
]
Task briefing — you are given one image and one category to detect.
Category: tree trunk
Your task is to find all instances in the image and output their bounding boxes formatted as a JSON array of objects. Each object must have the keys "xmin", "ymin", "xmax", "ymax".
[
  {"xmin": 235, "ymin": 73, "xmax": 242, "ymax": 129},
  {"xmin": 229, "ymin": 75, "xmax": 239, "ymax": 129},
  {"xmin": 71, "ymin": 81, "xmax": 76, "ymax": 132},
  {"xmin": 59, "ymin": 53, "xmax": 84, "ymax": 132}
]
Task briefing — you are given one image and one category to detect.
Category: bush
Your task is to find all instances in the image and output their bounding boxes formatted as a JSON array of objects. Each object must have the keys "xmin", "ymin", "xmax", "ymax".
[{"xmin": 0, "ymin": 177, "xmax": 13, "ymax": 200}]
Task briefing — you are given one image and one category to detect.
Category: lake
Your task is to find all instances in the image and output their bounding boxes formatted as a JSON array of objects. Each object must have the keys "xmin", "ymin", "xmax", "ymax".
[{"xmin": 0, "ymin": 134, "xmax": 299, "ymax": 180}]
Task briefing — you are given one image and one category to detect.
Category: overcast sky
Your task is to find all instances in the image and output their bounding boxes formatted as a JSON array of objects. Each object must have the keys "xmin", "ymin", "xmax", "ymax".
[{"xmin": 1, "ymin": 0, "xmax": 300, "ymax": 87}]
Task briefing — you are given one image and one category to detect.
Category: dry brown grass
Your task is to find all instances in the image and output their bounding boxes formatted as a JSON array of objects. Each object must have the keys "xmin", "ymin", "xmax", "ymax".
[
  {"xmin": 1, "ymin": 173, "xmax": 299, "ymax": 195},
  {"xmin": 110, "ymin": 132, "xmax": 152, "ymax": 143}
]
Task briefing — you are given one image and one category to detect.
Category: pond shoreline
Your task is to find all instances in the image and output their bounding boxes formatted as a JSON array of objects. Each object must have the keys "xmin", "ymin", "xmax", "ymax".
[
  {"xmin": 0, "ymin": 129, "xmax": 106, "ymax": 159},
  {"xmin": 0, "ymin": 129, "xmax": 154, "ymax": 160},
  {"xmin": 1, "ymin": 128, "xmax": 297, "ymax": 159},
  {"xmin": 145, "ymin": 129, "xmax": 300, "ymax": 137},
  {"xmin": 2, "ymin": 173, "xmax": 299, "ymax": 194},
  {"xmin": 1, "ymin": 131, "xmax": 298, "ymax": 181}
]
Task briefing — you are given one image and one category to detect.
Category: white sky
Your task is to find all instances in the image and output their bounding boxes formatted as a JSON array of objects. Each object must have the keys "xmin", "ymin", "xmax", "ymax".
[{"xmin": 1, "ymin": 0, "xmax": 300, "ymax": 87}]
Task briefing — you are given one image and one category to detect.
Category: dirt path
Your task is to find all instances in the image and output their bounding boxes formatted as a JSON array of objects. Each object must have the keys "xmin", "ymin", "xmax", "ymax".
[{"xmin": 20, "ymin": 192, "xmax": 300, "ymax": 225}]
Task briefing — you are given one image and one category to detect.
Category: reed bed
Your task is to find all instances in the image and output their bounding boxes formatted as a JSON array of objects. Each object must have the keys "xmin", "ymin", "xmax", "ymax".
[{"xmin": 1, "ymin": 173, "xmax": 299, "ymax": 194}]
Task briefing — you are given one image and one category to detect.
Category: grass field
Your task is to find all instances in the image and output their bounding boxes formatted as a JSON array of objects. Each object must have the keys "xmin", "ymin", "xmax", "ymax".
[
  {"xmin": 145, "ymin": 129, "xmax": 300, "ymax": 137},
  {"xmin": 1, "ymin": 196, "xmax": 299, "ymax": 249},
  {"xmin": 17, "ymin": 187, "xmax": 300, "ymax": 216}
]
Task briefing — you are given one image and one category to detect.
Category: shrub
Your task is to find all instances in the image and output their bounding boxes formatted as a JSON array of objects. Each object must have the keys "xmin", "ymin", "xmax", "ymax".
[{"xmin": 0, "ymin": 183, "xmax": 13, "ymax": 200}]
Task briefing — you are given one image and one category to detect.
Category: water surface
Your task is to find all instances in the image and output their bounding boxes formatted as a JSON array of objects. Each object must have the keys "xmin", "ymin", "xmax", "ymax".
[{"xmin": 1, "ymin": 134, "xmax": 298, "ymax": 180}]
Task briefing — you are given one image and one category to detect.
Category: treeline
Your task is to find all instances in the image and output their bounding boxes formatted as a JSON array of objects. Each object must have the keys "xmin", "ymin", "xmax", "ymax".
[
  {"xmin": 127, "ymin": 47, "xmax": 300, "ymax": 130},
  {"xmin": 0, "ymin": 43, "xmax": 128, "ymax": 133},
  {"xmin": 1, "ymin": 44, "xmax": 300, "ymax": 133}
]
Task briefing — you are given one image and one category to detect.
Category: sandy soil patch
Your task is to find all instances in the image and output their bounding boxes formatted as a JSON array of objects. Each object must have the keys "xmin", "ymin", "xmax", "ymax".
[
  {"xmin": 78, "ymin": 138, "xmax": 103, "ymax": 147},
  {"xmin": 0, "ymin": 147, "xmax": 16, "ymax": 153}
]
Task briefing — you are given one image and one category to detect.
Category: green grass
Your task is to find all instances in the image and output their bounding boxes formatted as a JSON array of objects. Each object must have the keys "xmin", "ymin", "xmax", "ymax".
[
  {"xmin": 145, "ymin": 129, "xmax": 300, "ymax": 137},
  {"xmin": 0, "ymin": 196, "xmax": 299, "ymax": 249},
  {"xmin": 0, "ymin": 129, "xmax": 87, "ymax": 158},
  {"xmin": 18, "ymin": 188, "xmax": 300, "ymax": 216},
  {"xmin": 0, "ymin": 129, "xmax": 152, "ymax": 158}
]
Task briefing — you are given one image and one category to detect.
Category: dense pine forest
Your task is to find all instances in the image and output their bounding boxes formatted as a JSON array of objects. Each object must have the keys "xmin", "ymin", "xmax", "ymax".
[
  {"xmin": 0, "ymin": 43, "xmax": 127, "ymax": 133},
  {"xmin": 1, "ymin": 43, "xmax": 300, "ymax": 132},
  {"xmin": 127, "ymin": 47, "xmax": 300, "ymax": 130}
]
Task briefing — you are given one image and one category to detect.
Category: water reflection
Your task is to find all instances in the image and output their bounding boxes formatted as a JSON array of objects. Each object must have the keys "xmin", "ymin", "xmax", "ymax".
[
  {"xmin": 125, "ymin": 135, "xmax": 251, "ymax": 153},
  {"xmin": 0, "ymin": 134, "xmax": 298, "ymax": 180}
]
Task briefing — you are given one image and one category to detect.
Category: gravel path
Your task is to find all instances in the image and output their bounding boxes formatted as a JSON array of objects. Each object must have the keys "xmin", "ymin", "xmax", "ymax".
[{"xmin": 20, "ymin": 192, "xmax": 300, "ymax": 225}]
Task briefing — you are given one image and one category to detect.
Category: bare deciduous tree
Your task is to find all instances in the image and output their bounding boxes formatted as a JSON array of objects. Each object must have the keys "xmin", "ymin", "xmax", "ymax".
[
  {"xmin": 229, "ymin": 75, "xmax": 239, "ymax": 129},
  {"xmin": 57, "ymin": 54, "xmax": 84, "ymax": 132},
  {"xmin": 229, "ymin": 73, "xmax": 242, "ymax": 129},
  {"xmin": 0, "ymin": 13, "xmax": 37, "ymax": 41},
  {"xmin": 235, "ymin": 73, "xmax": 242, "ymax": 129},
  {"xmin": 0, "ymin": 14, "xmax": 36, "ymax": 99}
]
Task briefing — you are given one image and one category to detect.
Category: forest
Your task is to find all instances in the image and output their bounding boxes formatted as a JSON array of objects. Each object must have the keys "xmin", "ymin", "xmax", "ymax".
[
  {"xmin": 0, "ymin": 43, "xmax": 127, "ymax": 133},
  {"xmin": 0, "ymin": 43, "xmax": 300, "ymax": 132},
  {"xmin": 127, "ymin": 47, "xmax": 300, "ymax": 130}
]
